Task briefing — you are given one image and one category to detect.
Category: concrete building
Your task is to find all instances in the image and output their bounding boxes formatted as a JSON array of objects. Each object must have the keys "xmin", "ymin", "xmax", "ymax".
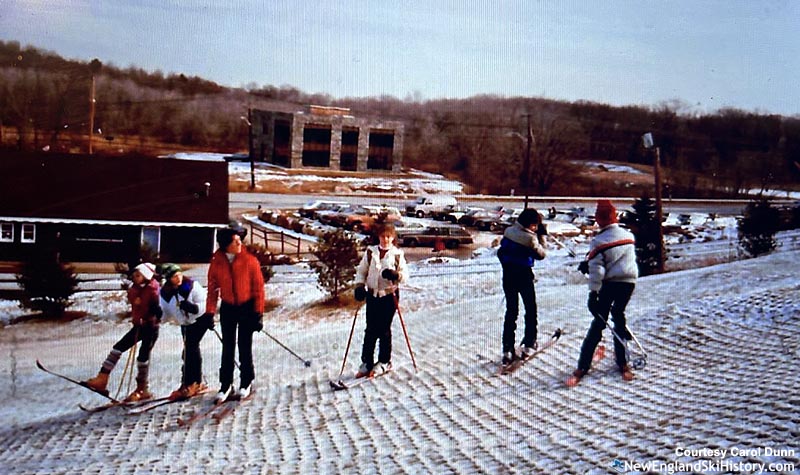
[{"xmin": 248, "ymin": 105, "xmax": 404, "ymax": 172}]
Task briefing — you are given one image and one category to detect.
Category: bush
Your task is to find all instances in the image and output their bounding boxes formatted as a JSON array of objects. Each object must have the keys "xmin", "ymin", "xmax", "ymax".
[
  {"xmin": 738, "ymin": 199, "xmax": 779, "ymax": 257},
  {"xmin": 246, "ymin": 243, "xmax": 275, "ymax": 283},
  {"xmin": 310, "ymin": 229, "xmax": 360, "ymax": 301},
  {"xmin": 16, "ymin": 251, "xmax": 79, "ymax": 317}
]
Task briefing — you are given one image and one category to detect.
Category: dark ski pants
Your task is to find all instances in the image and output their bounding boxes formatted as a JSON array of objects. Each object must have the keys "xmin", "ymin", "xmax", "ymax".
[
  {"xmin": 501, "ymin": 264, "xmax": 538, "ymax": 352},
  {"xmin": 219, "ymin": 302, "xmax": 256, "ymax": 390},
  {"xmin": 111, "ymin": 323, "xmax": 159, "ymax": 365},
  {"xmin": 360, "ymin": 292, "xmax": 397, "ymax": 368},
  {"xmin": 180, "ymin": 313, "xmax": 212, "ymax": 387},
  {"xmin": 577, "ymin": 281, "xmax": 635, "ymax": 372}
]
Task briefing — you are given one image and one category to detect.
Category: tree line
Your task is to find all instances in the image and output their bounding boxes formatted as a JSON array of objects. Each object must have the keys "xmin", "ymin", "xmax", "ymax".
[{"xmin": 2, "ymin": 40, "xmax": 798, "ymax": 198}]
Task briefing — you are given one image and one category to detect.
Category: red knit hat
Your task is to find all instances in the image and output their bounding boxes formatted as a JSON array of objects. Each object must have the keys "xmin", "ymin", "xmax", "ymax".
[{"xmin": 595, "ymin": 199, "xmax": 618, "ymax": 226}]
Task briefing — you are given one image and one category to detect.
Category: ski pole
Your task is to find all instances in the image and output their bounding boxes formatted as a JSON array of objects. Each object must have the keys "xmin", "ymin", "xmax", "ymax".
[
  {"xmin": 339, "ymin": 304, "xmax": 362, "ymax": 377},
  {"xmin": 392, "ymin": 293, "xmax": 418, "ymax": 372},
  {"xmin": 589, "ymin": 310, "xmax": 647, "ymax": 369},
  {"xmin": 115, "ymin": 326, "xmax": 140, "ymax": 400},
  {"xmin": 212, "ymin": 326, "xmax": 240, "ymax": 370},
  {"xmin": 261, "ymin": 329, "xmax": 312, "ymax": 367}
]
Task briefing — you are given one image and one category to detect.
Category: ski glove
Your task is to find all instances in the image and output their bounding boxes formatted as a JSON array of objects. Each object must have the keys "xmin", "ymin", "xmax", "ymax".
[
  {"xmin": 536, "ymin": 222, "xmax": 548, "ymax": 236},
  {"xmin": 577, "ymin": 260, "xmax": 589, "ymax": 275},
  {"xmin": 179, "ymin": 299, "xmax": 199, "ymax": 315},
  {"xmin": 250, "ymin": 314, "xmax": 264, "ymax": 333},
  {"xmin": 198, "ymin": 312, "xmax": 215, "ymax": 330},
  {"xmin": 354, "ymin": 285, "xmax": 367, "ymax": 302},
  {"xmin": 587, "ymin": 291, "xmax": 600, "ymax": 315},
  {"xmin": 381, "ymin": 268, "xmax": 400, "ymax": 282},
  {"xmin": 149, "ymin": 301, "xmax": 164, "ymax": 321}
]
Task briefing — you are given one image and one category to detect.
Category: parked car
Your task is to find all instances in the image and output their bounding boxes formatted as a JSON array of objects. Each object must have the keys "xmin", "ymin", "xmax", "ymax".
[
  {"xmin": 397, "ymin": 224, "xmax": 473, "ymax": 249},
  {"xmin": 345, "ymin": 205, "xmax": 402, "ymax": 233},
  {"xmin": 442, "ymin": 205, "xmax": 482, "ymax": 223},
  {"xmin": 404, "ymin": 195, "xmax": 458, "ymax": 218},
  {"xmin": 458, "ymin": 206, "xmax": 504, "ymax": 227},
  {"xmin": 475, "ymin": 208, "xmax": 522, "ymax": 232},
  {"xmin": 299, "ymin": 199, "xmax": 349, "ymax": 218},
  {"xmin": 316, "ymin": 204, "xmax": 355, "ymax": 226}
]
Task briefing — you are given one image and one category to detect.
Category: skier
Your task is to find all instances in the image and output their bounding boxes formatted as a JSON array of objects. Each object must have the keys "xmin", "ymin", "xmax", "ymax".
[
  {"xmin": 566, "ymin": 199, "xmax": 638, "ymax": 387},
  {"xmin": 497, "ymin": 208, "xmax": 548, "ymax": 364},
  {"xmin": 353, "ymin": 223, "xmax": 409, "ymax": 378},
  {"xmin": 158, "ymin": 263, "xmax": 214, "ymax": 401},
  {"xmin": 205, "ymin": 225, "xmax": 265, "ymax": 403},
  {"xmin": 83, "ymin": 262, "xmax": 163, "ymax": 402}
]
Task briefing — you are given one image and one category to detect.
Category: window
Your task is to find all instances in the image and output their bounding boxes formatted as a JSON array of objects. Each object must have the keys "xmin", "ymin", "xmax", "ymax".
[
  {"xmin": 0, "ymin": 223, "xmax": 13, "ymax": 243},
  {"xmin": 21, "ymin": 223, "xmax": 36, "ymax": 243},
  {"xmin": 141, "ymin": 226, "xmax": 161, "ymax": 254}
]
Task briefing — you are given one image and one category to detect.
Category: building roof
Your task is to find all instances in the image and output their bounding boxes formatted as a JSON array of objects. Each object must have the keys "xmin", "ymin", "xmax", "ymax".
[{"xmin": 0, "ymin": 151, "xmax": 229, "ymax": 225}]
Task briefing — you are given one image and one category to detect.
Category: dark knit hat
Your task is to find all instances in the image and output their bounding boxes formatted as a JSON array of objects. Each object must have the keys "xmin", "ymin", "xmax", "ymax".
[
  {"xmin": 516, "ymin": 208, "xmax": 541, "ymax": 228},
  {"xmin": 595, "ymin": 199, "xmax": 618, "ymax": 226},
  {"xmin": 160, "ymin": 263, "xmax": 182, "ymax": 281}
]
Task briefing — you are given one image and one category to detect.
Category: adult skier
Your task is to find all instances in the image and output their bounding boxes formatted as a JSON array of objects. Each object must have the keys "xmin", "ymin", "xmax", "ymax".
[{"xmin": 206, "ymin": 225, "xmax": 265, "ymax": 403}]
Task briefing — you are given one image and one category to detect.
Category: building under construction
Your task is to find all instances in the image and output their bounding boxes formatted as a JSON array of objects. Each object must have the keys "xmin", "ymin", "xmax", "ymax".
[{"xmin": 248, "ymin": 105, "xmax": 404, "ymax": 172}]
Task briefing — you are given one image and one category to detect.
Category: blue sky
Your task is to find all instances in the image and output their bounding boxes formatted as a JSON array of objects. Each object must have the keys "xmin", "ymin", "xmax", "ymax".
[{"xmin": 3, "ymin": 0, "xmax": 799, "ymax": 115}]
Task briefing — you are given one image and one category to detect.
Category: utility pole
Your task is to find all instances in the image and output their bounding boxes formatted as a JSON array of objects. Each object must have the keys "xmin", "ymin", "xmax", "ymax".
[
  {"xmin": 248, "ymin": 108, "xmax": 255, "ymax": 190},
  {"xmin": 643, "ymin": 133, "xmax": 665, "ymax": 274},
  {"xmin": 88, "ymin": 59, "xmax": 101, "ymax": 154},
  {"xmin": 523, "ymin": 114, "xmax": 533, "ymax": 209}
]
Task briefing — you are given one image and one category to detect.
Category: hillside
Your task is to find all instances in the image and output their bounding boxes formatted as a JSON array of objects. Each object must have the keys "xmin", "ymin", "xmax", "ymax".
[{"xmin": 0, "ymin": 245, "xmax": 798, "ymax": 474}]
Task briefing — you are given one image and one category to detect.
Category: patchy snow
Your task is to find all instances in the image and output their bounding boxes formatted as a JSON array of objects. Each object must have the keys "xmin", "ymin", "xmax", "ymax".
[
  {"xmin": 228, "ymin": 162, "xmax": 464, "ymax": 194},
  {"xmin": 583, "ymin": 161, "xmax": 647, "ymax": 175},
  {"xmin": 1, "ymin": 228, "xmax": 799, "ymax": 473}
]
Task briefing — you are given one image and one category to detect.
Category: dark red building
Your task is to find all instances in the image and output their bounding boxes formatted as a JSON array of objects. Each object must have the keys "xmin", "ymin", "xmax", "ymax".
[{"xmin": 0, "ymin": 151, "xmax": 228, "ymax": 263}]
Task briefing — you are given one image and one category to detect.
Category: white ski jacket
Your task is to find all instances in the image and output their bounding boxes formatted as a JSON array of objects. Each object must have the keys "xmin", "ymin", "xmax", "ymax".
[
  {"xmin": 355, "ymin": 245, "xmax": 409, "ymax": 297},
  {"xmin": 587, "ymin": 223, "xmax": 638, "ymax": 292},
  {"xmin": 160, "ymin": 279, "xmax": 207, "ymax": 326}
]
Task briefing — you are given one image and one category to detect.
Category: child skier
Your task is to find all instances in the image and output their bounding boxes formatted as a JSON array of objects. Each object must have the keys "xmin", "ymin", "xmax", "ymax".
[
  {"xmin": 158, "ymin": 263, "xmax": 213, "ymax": 401},
  {"xmin": 566, "ymin": 199, "xmax": 638, "ymax": 387},
  {"xmin": 496, "ymin": 208, "xmax": 547, "ymax": 364},
  {"xmin": 83, "ymin": 262, "xmax": 162, "ymax": 402},
  {"xmin": 353, "ymin": 223, "xmax": 409, "ymax": 377}
]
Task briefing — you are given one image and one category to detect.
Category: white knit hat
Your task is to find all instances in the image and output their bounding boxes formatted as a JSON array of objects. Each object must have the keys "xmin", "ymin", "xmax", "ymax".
[{"xmin": 134, "ymin": 262, "xmax": 156, "ymax": 281}]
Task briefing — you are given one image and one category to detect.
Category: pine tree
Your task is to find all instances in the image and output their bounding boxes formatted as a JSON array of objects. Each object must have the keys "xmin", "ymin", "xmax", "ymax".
[
  {"xmin": 310, "ymin": 229, "xmax": 360, "ymax": 301},
  {"xmin": 738, "ymin": 199, "xmax": 779, "ymax": 257},
  {"xmin": 15, "ymin": 250, "xmax": 79, "ymax": 317},
  {"xmin": 620, "ymin": 195, "xmax": 663, "ymax": 276}
]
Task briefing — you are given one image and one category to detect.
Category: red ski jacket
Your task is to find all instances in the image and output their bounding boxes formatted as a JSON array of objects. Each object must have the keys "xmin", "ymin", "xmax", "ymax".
[
  {"xmin": 205, "ymin": 248, "xmax": 265, "ymax": 315},
  {"xmin": 128, "ymin": 278, "xmax": 161, "ymax": 327}
]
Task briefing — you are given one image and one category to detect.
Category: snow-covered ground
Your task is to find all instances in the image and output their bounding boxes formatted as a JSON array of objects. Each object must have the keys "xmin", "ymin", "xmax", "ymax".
[
  {"xmin": 1, "ymin": 237, "xmax": 799, "ymax": 474},
  {"xmin": 2, "ymin": 156, "xmax": 799, "ymax": 473}
]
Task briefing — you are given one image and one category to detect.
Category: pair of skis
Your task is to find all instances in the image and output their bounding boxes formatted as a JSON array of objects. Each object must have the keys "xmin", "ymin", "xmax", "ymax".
[
  {"xmin": 498, "ymin": 328, "xmax": 563, "ymax": 375},
  {"xmin": 37, "ymin": 360, "xmax": 209, "ymax": 415},
  {"xmin": 176, "ymin": 391, "xmax": 254, "ymax": 427},
  {"xmin": 329, "ymin": 365, "xmax": 395, "ymax": 391}
]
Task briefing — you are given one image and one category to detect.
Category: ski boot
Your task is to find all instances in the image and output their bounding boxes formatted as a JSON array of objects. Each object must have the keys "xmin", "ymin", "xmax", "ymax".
[
  {"xmin": 355, "ymin": 362, "xmax": 373, "ymax": 378},
  {"xmin": 82, "ymin": 372, "xmax": 110, "ymax": 395},
  {"xmin": 620, "ymin": 364, "xmax": 635, "ymax": 382},
  {"xmin": 123, "ymin": 385, "xmax": 153, "ymax": 403},
  {"xmin": 565, "ymin": 368, "xmax": 587, "ymax": 388}
]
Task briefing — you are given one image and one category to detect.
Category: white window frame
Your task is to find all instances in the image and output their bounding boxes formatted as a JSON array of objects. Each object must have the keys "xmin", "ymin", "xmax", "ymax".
[
  {"xmin": 21, "ymin": 223, "xmax": 36, "ymax": 243},
  {"xmin": 0, "ymin": 223, "xmax": 13, "ymax": 243}
]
